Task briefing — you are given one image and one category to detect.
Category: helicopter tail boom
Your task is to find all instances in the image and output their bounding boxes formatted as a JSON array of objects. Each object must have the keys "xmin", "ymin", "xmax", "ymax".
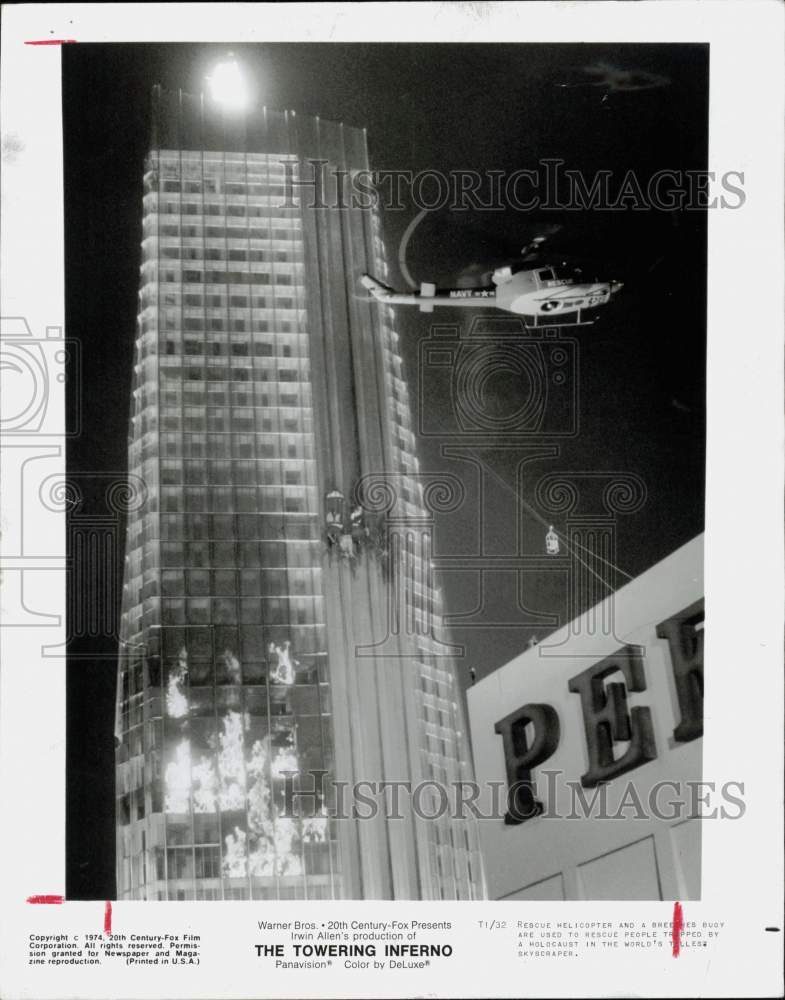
[{"xmin": 360, "ymin": 273, "xmax": 496, "ymax": 312}]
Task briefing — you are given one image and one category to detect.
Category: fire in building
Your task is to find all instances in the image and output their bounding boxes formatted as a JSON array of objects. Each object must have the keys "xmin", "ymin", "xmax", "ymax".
[{"xmin": 114, "ymin": 78, "xmax": 484, "ymax": 901}]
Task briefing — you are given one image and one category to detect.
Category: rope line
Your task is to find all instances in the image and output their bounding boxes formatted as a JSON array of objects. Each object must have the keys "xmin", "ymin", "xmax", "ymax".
[{"xmin": 465, "ymin": 448, "xmax": 634, "ymax": 591}]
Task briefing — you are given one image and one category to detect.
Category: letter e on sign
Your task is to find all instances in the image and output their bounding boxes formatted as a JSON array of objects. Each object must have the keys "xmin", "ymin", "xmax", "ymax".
[
  {"xmin": 656, "ymin": 600, "xmax": 704, "ymax": 742},
  {"xmin": 568, "ymin": 646, "xmax": 657, "ymax": 788}
]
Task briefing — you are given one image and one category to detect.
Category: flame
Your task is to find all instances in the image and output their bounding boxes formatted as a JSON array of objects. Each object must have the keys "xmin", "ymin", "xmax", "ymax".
[
  {"xmin": 221, "ymin": 649, "xmax": 241, "ymax": 683},
  {"xmin": 218, "ymin": 710, "xmax": 247, "ymax": 811},
  {"xmin": 164, "ymin": 740, "xmax": 191, "ymax": 813},
  {"xmin": 248, "ymin": 838, "xmax": 275, "ymax": 877},
  {"xmin": 272, "ymin": 817, "xmax": 302, "ymax": 876},
  {"xmin": 192, "ymin": 755, "xmax": 218, "ymax": 813},
  {"xmin": 268, "ymin": 640, "xmax": 297, "ymax": 685},
  {"xmin": 222, "ymin": 826, "xmax": 248, "ymax": 878},
  {"xmin": 162, "ymin": 704, "xmax": 311, "ymax": 881},
  {"xmin": 302, "ymin": 817, "xmax": 328, "ymax": 843},
  {"xmin": 166, "ymin": 647, "xmax": 188, "ymax": 717},
  {"xmin": 247, "ymin": 738, "xmax": 272, "ymax": 833},
  {"xmin": 271, "ymin": 749, "xmax": 299, "ymax": 778},
  {"xmin": 164, "ymin": 738, "xmax": 218, "ymax": 814}
]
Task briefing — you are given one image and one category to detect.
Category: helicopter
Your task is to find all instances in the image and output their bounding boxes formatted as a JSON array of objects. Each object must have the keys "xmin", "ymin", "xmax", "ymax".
[{"xmin": 360, "ymin": 236, "xmax": 623, "ymax": 325}]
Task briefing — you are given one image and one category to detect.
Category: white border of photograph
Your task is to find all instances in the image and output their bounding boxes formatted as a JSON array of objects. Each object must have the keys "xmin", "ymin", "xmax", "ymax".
[{"xmin": 1, "ymin": 3, "xmax": 782, "ymax": 998}]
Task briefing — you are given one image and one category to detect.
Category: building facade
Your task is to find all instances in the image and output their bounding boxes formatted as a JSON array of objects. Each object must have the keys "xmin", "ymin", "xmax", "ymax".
[{"xmin": 115, "ymin": 88, "xmax": 484, "ymax": 901}]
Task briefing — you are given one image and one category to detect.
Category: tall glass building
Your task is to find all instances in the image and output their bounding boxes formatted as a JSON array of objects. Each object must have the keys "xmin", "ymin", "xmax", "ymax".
[{"xmin": 115, "ymin": 86, "xmax": 484, "ymax": 901}]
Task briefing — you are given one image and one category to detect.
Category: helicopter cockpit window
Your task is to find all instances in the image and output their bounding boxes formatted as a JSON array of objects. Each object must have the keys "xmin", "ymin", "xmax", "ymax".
[
  {"xmin": 541, "ymin": 301, "xmax": 561, "ymax": 312},
  {"xmin": 537, "ymin": 268, "xmax": 556, "ymax": 281}
]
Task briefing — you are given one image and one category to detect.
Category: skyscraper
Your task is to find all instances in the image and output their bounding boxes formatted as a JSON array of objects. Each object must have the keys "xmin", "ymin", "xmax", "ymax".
[{"xmin": 115, "ymin": 82, "xmax": 484, "ymax": 901}]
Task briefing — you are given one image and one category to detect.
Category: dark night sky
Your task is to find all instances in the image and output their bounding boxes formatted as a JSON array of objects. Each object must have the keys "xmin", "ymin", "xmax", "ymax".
[{"xmin": 64, "ymin": 43, "xmax": 707, "ymax": 898}]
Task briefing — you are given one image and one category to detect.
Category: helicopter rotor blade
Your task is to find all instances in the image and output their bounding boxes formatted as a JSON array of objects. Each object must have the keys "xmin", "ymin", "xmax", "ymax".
[
  {"xmin": 519, "ymin": 224, "xmax": 564, "ymax": 259},
  {"xmin": 397, "ymin": 208, "xmax": 431, "ymax": 289}
]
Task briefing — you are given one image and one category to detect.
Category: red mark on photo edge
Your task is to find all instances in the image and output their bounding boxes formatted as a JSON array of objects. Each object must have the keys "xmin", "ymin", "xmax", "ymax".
[
  {"xmin": 26, "ymin": 895, "xmax": 64, "ymax": 904},
  {"xmin": 24, "ymin": 39, "xmax": 77, "ymax": 46},
  {"xmin": 104, "ymin": 900, "xmax": 112, "ymax": 936},
  {"xmin": 672, "ymin": 901, "xmax": 684, "ymax": 957}
]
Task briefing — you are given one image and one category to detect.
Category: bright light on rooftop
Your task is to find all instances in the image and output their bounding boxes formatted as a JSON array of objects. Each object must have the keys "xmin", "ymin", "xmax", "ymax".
[{"xmin": 206, "ymin": 57, "xmax": 249, "ymax": 111}]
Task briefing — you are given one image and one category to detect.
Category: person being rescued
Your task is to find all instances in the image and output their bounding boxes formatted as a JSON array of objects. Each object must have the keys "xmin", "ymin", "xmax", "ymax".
[
  {"xmin": 325, "ymin": 490, "xmax": 345, "ymax": 549},
  {"xmin": 326, "ymin": 509, "xmax": 342, "ymax": 547},
  {"xmin": 349, "ymin": 505, "xmax": 369, "ymax": 552},
  {"xmin": 545, "ymin": 525, "xmax": 560, "ymax": 555}
]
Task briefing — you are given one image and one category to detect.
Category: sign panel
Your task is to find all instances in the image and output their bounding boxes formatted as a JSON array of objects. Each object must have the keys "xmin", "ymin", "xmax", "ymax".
[{"xmin": 468, "ymin": 535, "xmax": 708, "ymax": 900}]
